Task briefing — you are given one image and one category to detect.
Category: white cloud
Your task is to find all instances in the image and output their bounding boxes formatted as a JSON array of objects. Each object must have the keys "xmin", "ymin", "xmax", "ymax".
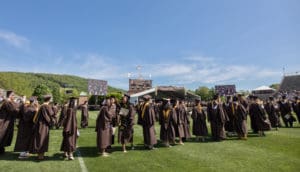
[
  {"xmin": 184, "ymin": 55, "xmax": 215, "ymax": 63},
  {"xmin": 0, "ymin": 29, "xmax": 30, "ymax": 49},
  {"xmin": 142, "ymin": 56, "xmax": 281, "ymax": 87}
]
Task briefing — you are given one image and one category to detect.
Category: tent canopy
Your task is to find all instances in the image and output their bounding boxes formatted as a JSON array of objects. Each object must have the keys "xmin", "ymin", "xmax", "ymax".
[
  {"xmin": 129, "ymin": 86, "xmax": 199, "ymax": 103},
  {"xmin": 252, "ymin": 85, "xmax": 275, "ymax": 91}
]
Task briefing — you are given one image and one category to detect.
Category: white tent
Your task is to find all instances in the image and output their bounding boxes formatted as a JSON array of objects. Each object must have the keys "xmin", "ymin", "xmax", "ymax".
[{"xmin": 252, "ymin": 85, "xmax": 275, "ymax": 91}]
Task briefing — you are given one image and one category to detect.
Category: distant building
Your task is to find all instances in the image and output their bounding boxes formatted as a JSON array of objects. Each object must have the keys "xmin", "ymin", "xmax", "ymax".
[
  {"xmin": 215, "ymin": 85, "xmax": 236, "ymax": 96},
  {"xmin": 128, "ymin": 79, "xmax": 152, "ymax": 95},
  {"xmin": 278, "ymin": 74, "xmax": 300, "ymax": 92}
]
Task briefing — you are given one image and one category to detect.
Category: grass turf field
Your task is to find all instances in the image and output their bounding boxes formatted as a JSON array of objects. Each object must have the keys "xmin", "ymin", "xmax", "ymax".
[{"xmin": 0, "ymin": 111, "xmax": 300, "ymax": 172}]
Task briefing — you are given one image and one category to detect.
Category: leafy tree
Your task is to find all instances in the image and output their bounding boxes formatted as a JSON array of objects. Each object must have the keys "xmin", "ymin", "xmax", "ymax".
[
  {"xmin": 32, "ymin": 84, "xmax": 52, "ymax": 102},
  {"xmin": 270, "ymin": 83, "xmax": 280, "ymax": 90},
  {"xmin": 195, "ymin": 86, "xmax": 215, "ymax": 101}
]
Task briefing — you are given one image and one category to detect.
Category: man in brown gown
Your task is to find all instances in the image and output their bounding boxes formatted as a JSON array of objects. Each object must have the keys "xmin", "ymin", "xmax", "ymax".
[
  {"xmin": 278, "ymin": 95, "xmax": 296, "ymax": 128},
  {"xmin": 159, "ymin": 99, "xmax": 177, "ymax": 147},
  {"xmin": 140, "ymin": 95, "xmax": 157, "ymax": 150},
  {"xmin": 174, "ymin": 99, "xmax": 185, "ymax": 145},
  {"xmin": 80, "ymin": 101, "xmax": 89, "ymax": 128},
  {"xmin": 51, "ymin": 103, "xmax": 59, "ymax": 129},
  {"xmin": 118, "ymin": 94, "xmax": 135, "ymax": 152},
  {"xmin": 60, "ymin": 97, "xmax": 78, "ymax": 160},
  {"xmin": 251, "ymin": 96, "xmax": 271, "ymax": 136},
  {"xmin": 178, "ymin": 100, "xmax": 191, "ymax": 142},
  {"xmin": 30, "ymin": 95, "xmax": 54, "ymax": 160},
  {"xmin": 191, "ymin": 98, "xmax": 208, "ymax": 142},
  {"xmin": 207, "ymin": 94, "xmax": 227, "ymax": 141},
  {"xmin": 14, "ymin": 97, "xmax": 38, "ymax": 158},
  {"xmin": 232, "ymin": 96, "xmax": 248, "ymax": 140},
  {"xmin": 56, "ymin": 102, "xmax": 68, "ymax": 129},
  {"xmin": 265, "ymin": 97, "xmax": 281, "ymax": 129},
  {"xmin": 223, "ymin": 96, "xmax": 235, "ymax": 136},
  {"xmin": 292, "ymin": 96, "xmax": 300, "ymax": 124},
  {"xmin": 96, "ymin": 98, "xmax": 113, "ymax": 156},
  {"xmin": 0, "ymin": 90, "xmax": 19, "ymax": 155}
]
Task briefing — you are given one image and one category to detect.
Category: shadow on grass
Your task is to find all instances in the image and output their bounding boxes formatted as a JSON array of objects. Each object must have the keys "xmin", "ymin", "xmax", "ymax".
[{"xmin": 0, "ymin": 151, "xmax": 65, "ymax": 162}]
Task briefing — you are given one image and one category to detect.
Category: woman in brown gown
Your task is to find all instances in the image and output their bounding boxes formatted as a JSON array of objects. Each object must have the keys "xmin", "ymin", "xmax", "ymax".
[{"xmin": 60, "ymin": 97, "xmax": 78, "ymax": 160}]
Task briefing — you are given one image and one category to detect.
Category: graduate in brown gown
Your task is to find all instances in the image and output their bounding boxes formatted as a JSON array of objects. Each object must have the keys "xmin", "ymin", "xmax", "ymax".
[
  {"xmin": 278, "ymin": 95, "xmax": 296, "ymax": 128},
  {"xmin": 292, "ymin": 96, "xmax": 300, "ymax": 124},
  {"xmin": 108, "ymin": 96, "xmax": 118, "ymax": 149},
  {"xmin": 56, "ymin": 102, "xmax": 68, "ymax": 129},
  {"xmin": 60, "ymin": 97, "xmax": 78, "ymax": 160},
  {"xmin": 223, "ymin": 96, "xmax": 235, "ymax": 136},
  {"xmin": 180, "ymin": 100, "xmax": 191, "ymax": 141},
  {"xmin": 80, "ymin": 101, "xmax": 89, "ymax": 128},
  {"xmin": 14, "ymin": 97, "xmax": 38, "ymax": 158},
  {"xmin": 265, "ymin": 97, "xmax": 281, "ymax": 129},
  {"xmin": 0, "ymin": 91, "xmax": 19, "ymax": 155},
  {"xmin": 51, "ymin": 103, "xmax": 59, "ymax": 129},
  {"xmin": 232, "ymin": 96, "xmax": 248, "ymax": 140},
  {"xmin": 95, "ymin": 98, "xmax": 113, "ymax": 156},
  {"xmin": 207, "ymin": 94, "xmax": 227, "ymax": 141},
  {"xmin": 30, "ymin": 95, "xmax": 54, "ymax": 160},
  {"xmin": 191, "ymin": 98, "xmax": 208, "ymax": 142},
  {"xmin": 159, "ymin": 99, "xmax": 177, "ymax": 147},
  {"xmin": 118, "ymin": 94, "xmax": 135, "ymax": 152},
  {"xmin": 140, "ymin": 95, "xmax": 157, "ymax": 150},
  {"xmin": 174, "ymin": 99, "xmax": 185, "ymax": 145},
  {"xmin": 251, "ymin": 96, "xmax": 271, "ymax": 136}
]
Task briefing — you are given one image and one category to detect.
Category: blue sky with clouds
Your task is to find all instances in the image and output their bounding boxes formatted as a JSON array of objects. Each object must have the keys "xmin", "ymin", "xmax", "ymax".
[{"xmin": 0, "ymin": 0, "xmax": 299, "ymax": 91}]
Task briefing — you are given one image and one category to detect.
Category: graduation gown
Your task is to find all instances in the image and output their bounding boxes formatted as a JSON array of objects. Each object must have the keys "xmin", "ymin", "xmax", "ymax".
[
  {"xmin": 60, "ymin": 108, "xmax": 77, "ymax": 152},
  {"xmin": 207, "ymin": 102, "xmax": 227, "ymax": 141},
  {"xmin": 159, "ymin": 108, "xmax": 177, "ymax": 143},
  {"xmin": 252, "ymin": 103, "xmax": 271, "ymax": 131},
  {"xmin": 141, "ymin": 102, "xmax": 157, "ymax": 146},
  {"xmin": 57, "ymin": 104, "xmax": 68, "ymax": 128},
  {"xmin": 292, "ymin": 101, "xmax": 300, "ymax": 123},
  {"xmin": 223, "ymin": 103, "xmax": 235, "ymax": 132},
  {"xmin": 52, "ymin": 105, "xmax": 59, "ymax": 127},
  {"xmin": 249, "ymin": 103, "xmax": 259, "ymax": 133},
  {"xmin": 14, "ymin": 104, "xmax": 36, "ymax": 152},
  {"xmin": 278, "ymin": 101, "xmax": 296, "ymax": 126},
  {"xmin": 233, "ymin": 104, "xmax": 248, "ymax": 136},
  {"xmin": 95, "ymin": 106, "xmax": 112, "ymax": 150},
  {"xmin": 80, "ymin": 104, "xmax": 89, "ymax": 128},
  {"xmin": 191, "ymin": 107, "xmax": 208, "ymax": 137},
  {"xmin": 118, "ymin": 103, "xmax": 135, "ymax": 144},
  {"xmin": 0, "ymin": 100, "xmax": 19, "ymax": 147},
  {"xmin": 30, "ymin": 104, "xmax": 54, "ymax": 154},
  {"xmin": 175, "ymin": 105, "xmax": 185, "ymax": 138},
  {"xmin": 265, "ymin": 102, "xmax": 281, "ymax": 128}
]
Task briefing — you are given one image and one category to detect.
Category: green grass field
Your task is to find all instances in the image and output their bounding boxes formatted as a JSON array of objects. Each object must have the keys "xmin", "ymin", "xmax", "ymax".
[{"xmin": 1, "ymin": 111, "xmax": 300, "ymax": 172}]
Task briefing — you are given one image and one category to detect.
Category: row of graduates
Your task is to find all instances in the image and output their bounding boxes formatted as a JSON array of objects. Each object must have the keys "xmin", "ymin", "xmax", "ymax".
[
  {"xmin": 96, "ymin": 93, "xmax": 300, "ymax": 156},
  {"xmin": 263, "ymin": 95, "xmax": 300, "ymax": 129},
  {"xmin": 135, "ymin": 93, "xmax": 300, "ymax": 149},
  {"xmin": 2, "ymin": 90, "xmax": 299, "ymax": 159},
  {"xmin": 0, "ymin": 90, "xmax": 89, "ymax": 160}
]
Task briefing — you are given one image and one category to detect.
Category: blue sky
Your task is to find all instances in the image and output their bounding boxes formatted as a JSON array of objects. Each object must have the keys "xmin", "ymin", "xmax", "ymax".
[{"xmin": 0, "ymin": 0, "xmax": 299, "ymax": 91}]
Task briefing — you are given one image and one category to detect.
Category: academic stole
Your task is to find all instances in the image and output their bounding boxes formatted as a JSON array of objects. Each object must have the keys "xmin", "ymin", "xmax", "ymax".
[
  {"xmin": 197, "ymin": 105, "xmax": 202, "ymax": 113},
  {"xmin": 33, "ymin": 104, "xmax": 43, "ymax": 123},
  {"xmin": 141, "ymin": 102, "xmax": 150, "ymax": 119},
  {"xmin": 163, "ymin": 109, "xmax": 170, "ymax": 120},
  {"xmin": 231, "ymin": 103, "xmax": 235, "ymax": 116}
]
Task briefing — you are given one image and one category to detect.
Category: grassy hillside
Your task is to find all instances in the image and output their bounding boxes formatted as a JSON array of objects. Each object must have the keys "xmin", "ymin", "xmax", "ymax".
[
  {"xmin": 0, "ymin": 111, "xmax": 299, "ymax": 172},
  {"xmin": 0, "ymin": 72, "xmax": 125, "ymax": 97}
]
